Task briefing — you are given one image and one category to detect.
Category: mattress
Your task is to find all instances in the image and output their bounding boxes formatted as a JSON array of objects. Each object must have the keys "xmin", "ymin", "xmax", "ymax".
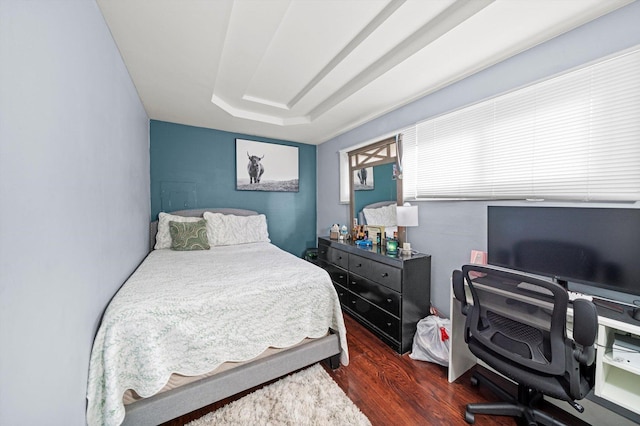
[
  {"xmin": 87, "ymin": 242, "xmax": 348, "ymax": 426},
  {"xmin": 122, "ymin": 337, "xmax": 316, "ymax": 405}
]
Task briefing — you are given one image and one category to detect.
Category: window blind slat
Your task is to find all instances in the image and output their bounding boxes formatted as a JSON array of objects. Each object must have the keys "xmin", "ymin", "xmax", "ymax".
[{"xmin": 402, "ymin": 46, "xmax": 640, "ymax": 202}]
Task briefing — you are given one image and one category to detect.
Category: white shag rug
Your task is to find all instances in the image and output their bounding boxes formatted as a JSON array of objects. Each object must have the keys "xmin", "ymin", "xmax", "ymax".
[{"xmin": 186, "ymin": 364, "xmax": 371, "ymax": 426}]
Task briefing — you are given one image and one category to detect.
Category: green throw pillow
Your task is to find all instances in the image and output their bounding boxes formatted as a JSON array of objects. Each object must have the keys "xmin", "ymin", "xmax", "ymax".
[{"xmin": 169, "ymin": 220, "xmax": 210, "ymax": 250}]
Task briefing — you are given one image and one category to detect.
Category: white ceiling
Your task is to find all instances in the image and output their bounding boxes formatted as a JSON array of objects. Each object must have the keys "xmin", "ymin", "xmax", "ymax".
[{"xmin": 97, "ymin": 0, "xmax": 631, "ymax": 145}]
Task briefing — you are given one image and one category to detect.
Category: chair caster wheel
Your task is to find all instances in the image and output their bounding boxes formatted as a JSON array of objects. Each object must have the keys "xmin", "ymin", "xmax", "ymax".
[
  {"xmin": 470, "ymin": 376, "xmax": 479, "ymax": 387},
  {"xmin": 465, "ymin": 411, "xmax": 475, "ymax": 424}
]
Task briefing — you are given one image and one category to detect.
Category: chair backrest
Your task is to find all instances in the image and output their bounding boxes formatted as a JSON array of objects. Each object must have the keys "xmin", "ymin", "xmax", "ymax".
[{"xmin": 458, "ymin": 264, "xmax": 569, "ymax": 376}]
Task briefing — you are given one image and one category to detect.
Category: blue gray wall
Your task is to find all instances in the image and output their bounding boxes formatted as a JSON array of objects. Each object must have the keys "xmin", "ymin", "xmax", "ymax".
[
  {"xmin": 0, "ymin": 1, "xmax": 150, "ymax": 425},
  {"xmin": 317, "ymin": 1, "xmax": 640, "ymax": 317},
  {"xmin": 151, "ymin": 120, "xmax": 317, "ymax": 256}
]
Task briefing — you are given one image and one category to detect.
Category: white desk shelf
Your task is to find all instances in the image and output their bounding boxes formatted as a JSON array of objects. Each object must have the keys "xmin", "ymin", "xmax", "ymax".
[
  {"xmin": 602, "ymin": 352, "xmax": 640, "ymax": 376},
  {"xmin": 594, "ymin": 317, "xmax": 640, "ymax": 415}
]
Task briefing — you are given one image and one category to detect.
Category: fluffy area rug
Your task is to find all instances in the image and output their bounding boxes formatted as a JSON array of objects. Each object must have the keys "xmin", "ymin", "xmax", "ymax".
[{"xmin": 186, "ymin": 364, "xmax": 371, "ymax": 426}]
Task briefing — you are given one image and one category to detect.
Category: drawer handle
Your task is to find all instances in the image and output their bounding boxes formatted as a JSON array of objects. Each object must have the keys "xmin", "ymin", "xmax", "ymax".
[
  {"xmin": 387, "ymin": 322, "xmax": 392, "ymax": 327},
  {"xmin": 386, "ymin": 298, "xmax": 392, "ymax": 303},
  {"xmin": 381, "ymin": 272, "xmax": 389, "ymax": 277},
  {"xmin": 339, "ymin": 275, "xmax": 344, "ymax": 279},
  {"xmin": 356, "ymin": 263, "xmax": 362, "ymax": 268},
  {"xmin": 338, "ymin": 255, "xmax": 343, "ymax": 260},
  {"xmin": 339, "ymin": 292, "xmax": 344, "ymax": 296},
  {"xmin": 351, "ymin": 281, "xmax": 356, "ymax": 285},
  {"xmin": 351, "ymin": 300, "xmax": 356, "ymax": 304}
]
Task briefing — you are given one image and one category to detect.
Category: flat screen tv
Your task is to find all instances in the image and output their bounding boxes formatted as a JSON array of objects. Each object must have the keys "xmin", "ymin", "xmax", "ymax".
[{"xmin": 487, "ymin": 206, "xmax": 640, "ymax": 306}]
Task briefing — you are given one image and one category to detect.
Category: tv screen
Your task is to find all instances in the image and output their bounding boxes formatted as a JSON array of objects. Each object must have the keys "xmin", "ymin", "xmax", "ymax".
[{"xmin": 487, "ymin": 206, "xmax": 640, "ymax": 301}]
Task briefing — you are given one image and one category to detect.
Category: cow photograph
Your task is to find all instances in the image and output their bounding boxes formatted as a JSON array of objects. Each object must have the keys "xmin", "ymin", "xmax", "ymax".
[
  {"xmin": 353, "ymin": 166, "xmax": 374, "ymax": 191},
  {"xmin": 236, "ymin": 139, "xmax": 299, "ymax": 192}
]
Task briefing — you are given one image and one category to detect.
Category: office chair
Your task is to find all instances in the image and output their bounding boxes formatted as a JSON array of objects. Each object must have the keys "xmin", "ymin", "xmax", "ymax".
[{"xmin": 452, "ymin": 264, "xmax": 598, "ymax": 425}]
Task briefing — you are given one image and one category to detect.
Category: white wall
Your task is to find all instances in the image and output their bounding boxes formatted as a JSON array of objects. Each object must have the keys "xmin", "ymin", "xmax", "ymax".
[
  {"xmin": 0, "ymin": 1, "xmax": 150, "ymax": 425},
  {"xmin": 317, "ymin": 1, "xmax": 640, "ymax": 318}
]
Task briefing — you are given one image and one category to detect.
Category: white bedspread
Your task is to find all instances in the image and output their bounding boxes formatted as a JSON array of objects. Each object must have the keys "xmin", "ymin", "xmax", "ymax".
[{"xmin": 86, "ymin": 242, "xmax": 348, "ymax": 426}]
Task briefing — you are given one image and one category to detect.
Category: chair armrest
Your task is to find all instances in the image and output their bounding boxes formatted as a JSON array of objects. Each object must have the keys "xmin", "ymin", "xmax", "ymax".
[
  {"xmin": 572, "ymin": 298, "xmax": 598, "ymax": 365},
  {"xmin": 452, "ymin": 269, "xmax": 469, "ymax": 315}
]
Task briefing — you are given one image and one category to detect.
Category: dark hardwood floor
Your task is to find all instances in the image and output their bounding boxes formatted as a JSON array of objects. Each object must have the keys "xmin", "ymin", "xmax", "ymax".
[
  {"xmin": 324, "ymin": 314, "xmax": 588, "ymax": 426},
  {"xmin": 165, "ymin": 313, "xmax": 589, "ymax": 425}
]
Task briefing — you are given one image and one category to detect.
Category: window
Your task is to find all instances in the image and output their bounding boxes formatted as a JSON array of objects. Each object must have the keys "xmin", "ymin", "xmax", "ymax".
[{"xmin": 402, "ymin": 46, "xmax": 640, "ymax": 202}]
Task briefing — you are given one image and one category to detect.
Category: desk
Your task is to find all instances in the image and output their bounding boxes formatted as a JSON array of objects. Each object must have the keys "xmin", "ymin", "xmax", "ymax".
[{"xmin": 448, "ymin": 284, "xmax": 640, "ymax": 423}]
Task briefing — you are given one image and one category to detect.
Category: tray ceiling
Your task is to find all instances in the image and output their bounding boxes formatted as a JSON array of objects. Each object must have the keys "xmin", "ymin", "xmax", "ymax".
[{"xmin": 97, "ymin": 0, "xmax": 630, "ymax": 144}]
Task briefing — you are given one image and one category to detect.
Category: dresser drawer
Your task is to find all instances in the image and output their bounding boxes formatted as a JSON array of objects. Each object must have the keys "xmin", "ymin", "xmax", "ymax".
[
  {"xmin": 318, "ymin": 242, "xmax": 329, "ymax": 262},
  {"xmin": 332, "ymin": 283, "xmax": 349, "ymax": 306},
  {"xmin": 321, "ymin": 262, "xmax": 348, "ymax": 287},
  {"xmin": 348, "ymin": 254, "xmax": 401, "ymax": 291},
  {"xmin": 348, "ymin": 294, "xmax": 400, "ymax": 341},
  {"xmin": 349, "ymin": 274, "xmax": 400, "ymax": 316},
  {"xmin": 327, "ymin": 247, "xmax": 349, "ymax": 270}
]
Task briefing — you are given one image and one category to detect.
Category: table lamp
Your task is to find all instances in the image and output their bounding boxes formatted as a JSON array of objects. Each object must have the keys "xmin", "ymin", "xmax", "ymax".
[{"xmin": 396, "ymin": 202, "xmax": 419, "ymax": 254}]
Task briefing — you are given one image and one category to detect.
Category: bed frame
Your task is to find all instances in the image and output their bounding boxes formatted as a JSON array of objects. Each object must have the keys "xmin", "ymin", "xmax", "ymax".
[{"xmin": 123, "ymin": 208, "xmax": 342, "ymax": 426}]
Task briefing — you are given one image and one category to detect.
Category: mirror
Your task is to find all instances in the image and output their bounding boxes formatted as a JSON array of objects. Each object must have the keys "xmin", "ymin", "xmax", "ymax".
[
  {"xmin": 348, "ymin": 135, "xmax": 404, "ymax": 242},
  {"xmin": 353, "ymin": 163, "xmax": 397, "ymax": 224}
]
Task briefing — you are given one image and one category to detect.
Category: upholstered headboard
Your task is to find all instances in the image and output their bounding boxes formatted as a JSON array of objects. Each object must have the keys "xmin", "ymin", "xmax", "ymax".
[
  {"xmin": 358, "ymin": 201, "xmax": 397, "ymax": 226},
  {"xmin": 149, "ymin": 208, "xmax": 259, "ymax": 252}
]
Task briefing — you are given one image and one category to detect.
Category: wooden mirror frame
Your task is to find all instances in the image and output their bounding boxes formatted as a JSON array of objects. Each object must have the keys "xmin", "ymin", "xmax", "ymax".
[{"xmin": 348, "ymin": 134, "xmax": 406, "ymax": 243}]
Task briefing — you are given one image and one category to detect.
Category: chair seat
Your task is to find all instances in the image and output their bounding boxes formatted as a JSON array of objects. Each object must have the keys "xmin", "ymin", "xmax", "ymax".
[{"xmin": 468, "ymin": 338, "xmax": 591, "ymax": 403}]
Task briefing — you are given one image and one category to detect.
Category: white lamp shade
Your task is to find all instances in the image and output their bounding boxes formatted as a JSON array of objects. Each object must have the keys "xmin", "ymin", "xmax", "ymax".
[{"xmin": 396, "ymin": 204, "xmax": 419, "ymax": 227}]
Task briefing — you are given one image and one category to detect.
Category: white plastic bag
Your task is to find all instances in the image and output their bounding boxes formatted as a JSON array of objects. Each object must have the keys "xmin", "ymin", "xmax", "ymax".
[{"xmin": 409, "ymin": 315, "xmax": 451, "ymax": 366}]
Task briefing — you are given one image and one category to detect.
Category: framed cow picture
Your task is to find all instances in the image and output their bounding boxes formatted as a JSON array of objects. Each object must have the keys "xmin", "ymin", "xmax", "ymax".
[
  {"xmin": 353, "ymin": 166, "xmax": 374, "ymax": 191},
  {"xmin": 235, "ymin": 139, "xmax": 299, "ymax": 192}
]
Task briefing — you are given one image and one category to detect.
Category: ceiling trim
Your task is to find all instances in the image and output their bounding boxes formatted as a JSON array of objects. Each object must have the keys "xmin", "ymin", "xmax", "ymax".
[
  {"xmin": 210, "ymin": 0, "xmax": 496, "ymax": 127},
  {"xmin": 210, "ymin": 0, "xmax": 409, "ymax": 126},
  {"xmin": 211, "ymin": 94, "xmax": 310, "ymax": 126},
  {"xmin": 309, "ymin": 0, "xmax": 495, "ymax": 121},
  {"xmin": 287, "ymin": 0, "xmax": 407, "ymax": 110}
]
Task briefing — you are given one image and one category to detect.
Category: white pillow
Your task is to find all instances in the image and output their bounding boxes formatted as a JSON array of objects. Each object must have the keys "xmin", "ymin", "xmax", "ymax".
[
  {"xmin": 203, "ymin": 212, "xmax": 270, "ymax": 246},
  {"xmin": 363, "ymin": 204, "xmax": 397, "ymax": 227},
  {"xmin": 155, "ymin": 212, "xmax": 202, "ymax": 249}
]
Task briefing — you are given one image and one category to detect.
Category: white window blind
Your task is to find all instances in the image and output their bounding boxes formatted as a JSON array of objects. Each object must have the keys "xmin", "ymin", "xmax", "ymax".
[{"xmin": 402, "ymin": 46, "xmax": 640, "ymax": 201}]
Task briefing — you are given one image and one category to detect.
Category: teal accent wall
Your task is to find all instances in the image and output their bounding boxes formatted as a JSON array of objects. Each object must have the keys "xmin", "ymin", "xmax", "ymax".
[
  {"xmin": 150, "ymin": 120, "xmax": 317, "ymax": 256},
  {"xmin": 353, "ymin": 163, "xmax": 397, "ymax": 217}
]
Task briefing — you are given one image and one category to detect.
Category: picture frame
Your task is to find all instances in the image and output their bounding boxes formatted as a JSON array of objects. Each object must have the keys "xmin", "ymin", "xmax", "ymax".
[
  {"xmin": 353, "ymin": 166, "xmax": 374, "ymax": 191},
  {"xmin": 236, "ymin": 139, "xmax": 299, "ymax": 192},
  {"xmin": 364, "ymin": 225, "xmax": 385, "ymax": 245}
]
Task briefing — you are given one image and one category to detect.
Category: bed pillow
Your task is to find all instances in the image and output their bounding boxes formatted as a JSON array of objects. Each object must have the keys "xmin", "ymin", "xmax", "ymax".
[
  {"xmin": 169, "ymin": 220, "xmax": 210, "ymax": 251},
  {"xmin": 203, "ymin": 212, "xmax": 270, "ymax": 246},
  {"xmin": 363, "ymin": 204, "xmax": 397, "ymax": 227},
  {"xmin": 155, "ymin": 212, "xmax": 202, "ymax": 249}
]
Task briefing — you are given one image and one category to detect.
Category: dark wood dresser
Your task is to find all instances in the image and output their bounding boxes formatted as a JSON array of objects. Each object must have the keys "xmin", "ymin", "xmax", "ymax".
[{"xmin": 318, "ymin": 236, "xmax": 431, "ymax": 354}]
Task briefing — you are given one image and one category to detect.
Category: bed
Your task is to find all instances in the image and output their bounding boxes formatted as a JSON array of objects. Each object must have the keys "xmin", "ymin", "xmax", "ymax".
[{"xmin": 86, "ymin": 208, "xmax": 348, "ymax": 426}]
